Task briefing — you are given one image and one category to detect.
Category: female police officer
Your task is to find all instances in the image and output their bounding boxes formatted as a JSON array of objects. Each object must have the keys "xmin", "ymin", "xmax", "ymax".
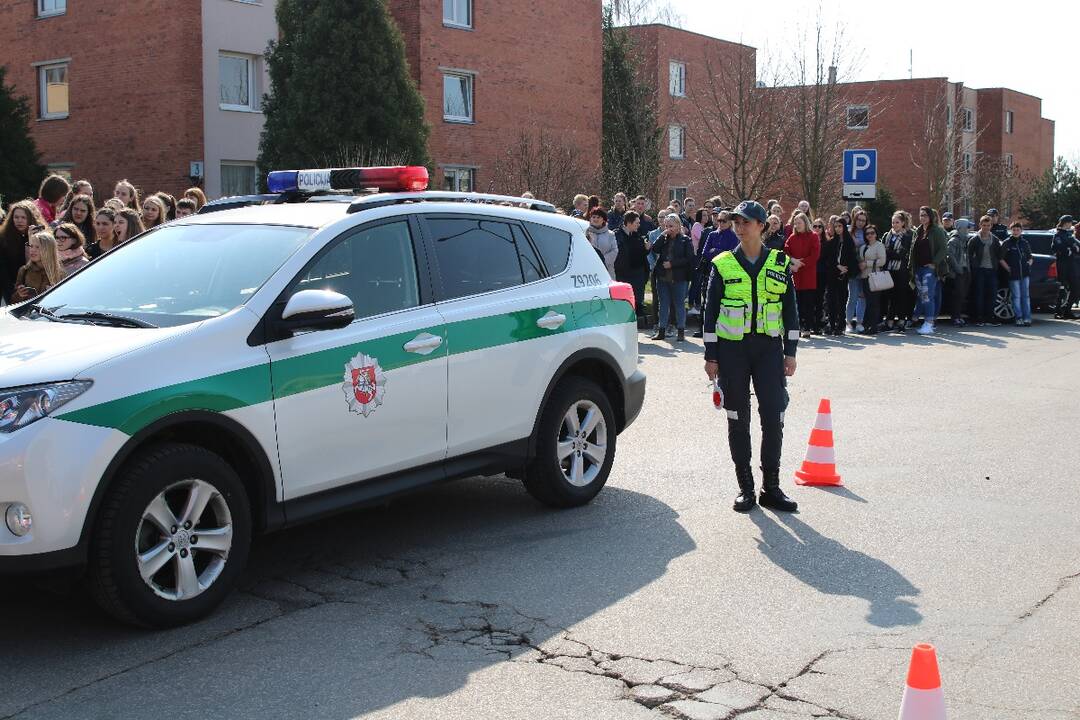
[{"xmin": 703, "ymin": 200, "xmax": 800, "ymax": 513}]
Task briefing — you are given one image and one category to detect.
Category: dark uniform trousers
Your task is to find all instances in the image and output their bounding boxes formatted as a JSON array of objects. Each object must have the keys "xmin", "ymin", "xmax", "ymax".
[{"xmin": 715, "ymin": 334, "xmax": 787, "ymax": 471}]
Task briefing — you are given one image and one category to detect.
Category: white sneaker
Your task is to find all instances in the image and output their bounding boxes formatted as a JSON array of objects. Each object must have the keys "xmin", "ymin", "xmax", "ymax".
[
  {"xmin": 687, "ymin": 307, "xmax": 701, "ymax": 317},
  {"xmin": 855, "ymin": 323, "xmax": 865, "ymax": 333},
  {"xmin": 916, "ymin": 321, "xmax": 934, "ymax": 335}
]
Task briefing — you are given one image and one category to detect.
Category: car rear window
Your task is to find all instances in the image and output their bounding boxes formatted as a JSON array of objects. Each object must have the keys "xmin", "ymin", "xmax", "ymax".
[{"xmin": 523, "ymin": 221, "xmax": 572, "ymax": 275}]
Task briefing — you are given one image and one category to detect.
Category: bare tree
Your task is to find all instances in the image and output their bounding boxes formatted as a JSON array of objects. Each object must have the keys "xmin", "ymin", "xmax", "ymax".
[
  {"xmin": 678, "ymin": 47, "xmax": 790, "ymax": 205},
  {"xmin": 909, "ymin": 85, "xmax": 967, "ymax": 214},
  {"xmin": 969, "ymin": 155, "xmax": 1034, "ymax": 222},
  {"xmin": 605, "ymin": 0, "xmax": 681, "ymax": 26},
  {"xmin": 490, "ymin": 128, "xmax": 598, "ymax": 210}
]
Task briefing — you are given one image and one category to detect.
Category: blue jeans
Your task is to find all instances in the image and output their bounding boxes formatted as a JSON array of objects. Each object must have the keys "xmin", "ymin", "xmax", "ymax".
[
  {"xmin": 973, "ymin": 267, "xmax": 998, "ymax": 322},
  {"xmin": 657, "ymin": 280, "xmax": 688, "ymax": 329},
  {"xmin": 1010, "ymin": 276, "xmax": 1031, "ymax": 322},
  {"xmin": 846, "ymin": 277, "xmax": 865, "ymax": 323},
  {"xmin": 914, "ymin": 268, "xmax": 938, "ymax": 322}
]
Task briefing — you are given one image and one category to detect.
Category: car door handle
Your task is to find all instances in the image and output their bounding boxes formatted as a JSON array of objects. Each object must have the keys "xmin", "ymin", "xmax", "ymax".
[
  {"xmin": 536, "ymin": 311, "xmax": 567, "ymax": 330},
  {"xmin": 403, "ymin": 333, "xmax": 443, "ymax": 355}
]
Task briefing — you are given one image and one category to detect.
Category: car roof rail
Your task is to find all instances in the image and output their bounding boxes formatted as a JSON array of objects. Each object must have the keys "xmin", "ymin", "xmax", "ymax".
[
  {"xmin": 346, "ymin": 191, "xmax": 557, "ymax": 215},
  {"xmin": 197, "ymin": 190, "xmax": 377, "ymax": 214}
]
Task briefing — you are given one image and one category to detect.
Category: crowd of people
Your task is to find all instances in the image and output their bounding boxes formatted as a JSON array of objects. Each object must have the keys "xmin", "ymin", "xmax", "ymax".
[
  {"xmin": 0, "ymin": 174, "xmax": 206, "ymax": 305},
  {"xmin": 566, "ymin": 192, "xmax": 1080, "ymax": 338}
]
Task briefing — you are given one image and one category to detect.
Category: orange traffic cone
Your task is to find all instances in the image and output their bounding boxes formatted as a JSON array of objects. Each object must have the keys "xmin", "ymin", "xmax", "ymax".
[
  {"xmin": 898, "ymin": 643, "xmax": 946, "ymax": 719},
  {"xmin": 794, "ymin": 398, "xmax": 842, "ymax": 486}
]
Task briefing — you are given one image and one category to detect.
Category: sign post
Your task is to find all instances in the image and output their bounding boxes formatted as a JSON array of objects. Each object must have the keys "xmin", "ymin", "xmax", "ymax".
[{"xmin": 843, "ymin": 149, "xmax": 877, "ymax": 200}]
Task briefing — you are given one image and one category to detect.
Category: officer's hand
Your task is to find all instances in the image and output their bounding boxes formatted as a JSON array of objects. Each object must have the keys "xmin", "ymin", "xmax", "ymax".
[
  {"xmin": 704, "ymin": 360, "xmax": 718, "ymax": 381},
  {"xmin": 784, "ymin": 357, "xmax": 797, "ymax": 377},
  {"xmin": 663, "ymin": 261, "xmax": 672, "ymax": 269}
]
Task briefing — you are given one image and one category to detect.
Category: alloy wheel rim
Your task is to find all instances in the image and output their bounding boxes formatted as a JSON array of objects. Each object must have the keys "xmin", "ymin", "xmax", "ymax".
[
  {"xmin": 557, "ymin": 400, "xmax": 607, "ymax": 487},
  {"xmin": 135, "ymin": 479, "xmax": 233, "ymax": 601}
]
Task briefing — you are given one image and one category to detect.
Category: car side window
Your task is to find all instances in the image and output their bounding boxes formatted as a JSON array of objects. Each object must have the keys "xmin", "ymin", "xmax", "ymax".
[
  {"xmin": 522, "ymin": 221, "xmax": 572, "ymax": 275},
  {"xmin": 293, "ymin": 220, "xmax": 420, "ymax": 319},
  {"xmin": 426, "ymin": 217, "xmax": 529, "ymax": 300}
]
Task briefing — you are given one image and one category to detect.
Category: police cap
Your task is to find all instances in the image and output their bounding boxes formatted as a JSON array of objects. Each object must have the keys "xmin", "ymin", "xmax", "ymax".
[{"xmin": 730, "ymin": 200, "xmax": 768, "ymax": 224}]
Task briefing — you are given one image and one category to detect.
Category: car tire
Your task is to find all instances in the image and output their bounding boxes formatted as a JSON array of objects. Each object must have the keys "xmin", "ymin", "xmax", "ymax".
[
  {"xmin": 523, "ymin": 377, "xmax": 616, "ymax": 508},
  {"xmin": 88, "ymin": 442, "xmax": 252, "ymax": 628},
  {"xmin": 994, "ymin": 287, "xmax": 1015, "ymax": 321}
]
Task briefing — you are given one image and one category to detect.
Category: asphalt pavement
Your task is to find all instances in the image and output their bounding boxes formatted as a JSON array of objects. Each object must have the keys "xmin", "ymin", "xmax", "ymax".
[{"xmin": 3, "ymin": 318, "xmax": 1079, "ymax": 720}]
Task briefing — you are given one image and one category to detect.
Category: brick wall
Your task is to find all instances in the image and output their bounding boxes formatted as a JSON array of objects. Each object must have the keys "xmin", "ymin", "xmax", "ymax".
[
  {"xmin": 0, "ymin": 1, "xmax": 203, "ymax": 204},
  {"xmin": 388, "ymin": 0, "xmax": 602, "ymax": 198}
]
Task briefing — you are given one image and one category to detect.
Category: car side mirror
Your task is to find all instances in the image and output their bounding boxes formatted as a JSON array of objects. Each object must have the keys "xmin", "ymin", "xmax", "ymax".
[{"xmin": 278, "ymin": 289, "xmax": 354, "ymax": 333}]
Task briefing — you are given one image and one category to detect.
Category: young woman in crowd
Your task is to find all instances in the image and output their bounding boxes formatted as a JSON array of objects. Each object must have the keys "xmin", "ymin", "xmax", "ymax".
[
  {"xmin": 0, "ymin": 199, "xmax": 46, "ymax": 303},
  {"xmin": 13, "ymin": 231, "xmax": 63, "ymax": 302},
  {"xmin": 184, "ymin": 187, "xmax": 208, "ymax": 211},
  {"xmin": 34, "ymin": 174, "xmax": 71, "ymax": 225},
  {"xmin": 114, "ymin": 179, "xmax": 141, "ymax": 211},
  {"xmin": 58, "ymin": 193, "xmax": 96, "ymax": 247},
  {"xmin": 141, "ymin": 196, "xmax": 168, "ymax": 230},
  {"xmin": 608, "ymin": 193, "xmax": 627, "ymax": 232},
  {"xmin": 835, "ymin": 216, "xmax": 859, "ymax": 332},
  {"xmin": 687, "ymin": 208, "xmax": 715, "ymax": 316},
  {"xmin": 103, "ymin": 197, "xmax": 126, "ymax": 213},
  {"xmin": 845, "ymin": 208, "xmax": 869, "ymax": 331},
  {"xmin": 114, "ymin": 208, "xmax": 145, "ymax": 244},
  {"xmin": 88, "ymin": 207, "xmax": 119, "ymax": 259},
  {"xmin": 784, "ymin": 212, "xmax": 820, "ymax": 338},
  {"xmin": 858, "ymin": 224, "xmax": 887, "ymax": 334},
  {"xmin": 912, "ymin": 206, "xmax": 948, "ymax": 335},
  {"xmin": 883, "ymin": 210, "xmax": 914, "ymax": 331},
  {"xmin": 650, "ymin": 214, "xmax": 695, "ymax": 341},
  {"xmin": 58, "ymin": 179, "xmax": 93, "ymax": 216},
  {"xmin": 54, "ymin": 223, "xmax": 90, "ymax": 278},
  {"xmin": 155, "ymin": 192, "xmax": 178, "ymax": 221},
  {"xmin": 821, "ymin": 216, "xmax": 848, "ymax": 335},
  {"xmin": 811, "ymin": 217, "xmax": 828, "ymax": 332},
  {"xmin": 1002, "ymin": 221, "xmax": 1034, "ymax": 326},
  {"xmin": 764, "ymin": 214, "xmax": 786, "ymax": 250}
]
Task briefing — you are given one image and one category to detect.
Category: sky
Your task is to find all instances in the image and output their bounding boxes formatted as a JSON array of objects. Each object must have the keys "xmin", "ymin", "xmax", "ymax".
[{"xmin": 670, "ymin": 0, "xmax": 1079, "ymax": 163}]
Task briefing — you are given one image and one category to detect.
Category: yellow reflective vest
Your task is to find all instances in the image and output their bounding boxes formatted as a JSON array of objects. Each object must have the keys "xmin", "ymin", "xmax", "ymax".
[{"xmin": 710, "ymin": 249, "xmax": 790, "ymax": 340}]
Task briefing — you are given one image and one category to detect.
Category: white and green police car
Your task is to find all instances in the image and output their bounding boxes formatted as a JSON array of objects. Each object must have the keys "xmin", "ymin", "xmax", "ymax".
[{"xmin": 0, "ymin": 167, "xmax": 645, "ymax": 627}]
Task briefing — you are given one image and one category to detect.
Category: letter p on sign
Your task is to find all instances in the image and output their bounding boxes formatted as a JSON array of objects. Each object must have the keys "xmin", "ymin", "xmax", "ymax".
[{"xmin": 843, "ymin": 149, "xmax": 877, "ymax": 184}]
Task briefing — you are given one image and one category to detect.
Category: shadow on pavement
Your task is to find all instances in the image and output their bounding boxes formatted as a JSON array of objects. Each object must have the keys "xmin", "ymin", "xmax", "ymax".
[
  {"xmin": 0, "ymin": 478, "xmax": 694, "ymax": 719},
  {"xmin": 816, "ymin": 485, "xmax": 869, "ymax": 503},
  {"xmin": 750, "ymin": 510, "xmax": 921, "ymax": 628}
]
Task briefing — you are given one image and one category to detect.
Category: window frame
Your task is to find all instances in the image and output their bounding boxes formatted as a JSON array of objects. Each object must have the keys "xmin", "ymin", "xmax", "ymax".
[
  {"xmin": 1004, "ymin": 153, "xmax": 1014, "ymax": 172},
  {"xmin": 962, "ymin": 152, "xmax": 972, "ymax": 172},
  {"xmin": 668, "ymin": 124, "xmax": 685, "ymax": 160},
  {"xmin": 1005, "ymin": 110, "xmax": 1014, "ymax": 134},
  {"xmin": 37, "ymin": 0, "xmax": 65, "ymax": 18},
  {"xmin": 442, "ymin": 0, "xmax": 472, "ymax": 29},
  {"xmin": 442, "ymin": 166, "xmax": 476, "ymax": 192},
  {"xmin": 846, "ymin": 104, "xmax": 870, "ymax": 130},
  {"xmin": 37, "ymin": 60, "xmax": 69, "ymax": 120},
  {"xmin": 441, "ymin": 69, "xmax": 475, "ymax": 123},
  {"xmin": 668, "ymin": 187, "xmax": 687, "ymax": 204},
  {"xmin": 218, "ymin": 51, "xmax": 259, "ymax": 112},
  {"xmin": 669, "ymin": 61, "xmax": 686, "ymax": 97},
  {"xmin": 961, "ymin": 107, "xmax": 974, "ymax": 132},
  {"xmin": 219, "ymin": 161, "xmax": 259, "ymax": 196}
]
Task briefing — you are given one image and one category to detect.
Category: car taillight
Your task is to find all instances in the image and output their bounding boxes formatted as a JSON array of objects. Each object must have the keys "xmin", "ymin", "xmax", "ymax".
[
  {"xmin": 1048, "ymin": 261, "xmax": 1057, "ymax": 279},
  {"xmin": 609, "ymin": 282, "xmax": 635, "ymax": 310}
]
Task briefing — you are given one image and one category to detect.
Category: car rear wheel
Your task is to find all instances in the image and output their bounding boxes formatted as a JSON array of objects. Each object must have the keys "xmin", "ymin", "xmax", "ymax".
[
  {"xmin": 88, "ymin": 443, "xmax": 251, "ymax": 628},
  {"xmin": 523, "ymin": 377, "xmax": 616, "ymax": 508},
  {"xmin": 994, "ymin": 287, "xmax": 1015, "ymax": 321}
]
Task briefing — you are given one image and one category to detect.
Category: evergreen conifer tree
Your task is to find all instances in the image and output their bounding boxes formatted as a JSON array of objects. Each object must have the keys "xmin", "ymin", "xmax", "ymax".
[{"xmin": 0, "ymin": 66, "xmax": 45, "ymax": 208}]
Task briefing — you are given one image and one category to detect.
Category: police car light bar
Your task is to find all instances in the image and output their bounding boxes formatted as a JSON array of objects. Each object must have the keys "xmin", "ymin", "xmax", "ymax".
[{"xmin": 266, "ymin": 166, "xmax": 430, "ymax": 194}]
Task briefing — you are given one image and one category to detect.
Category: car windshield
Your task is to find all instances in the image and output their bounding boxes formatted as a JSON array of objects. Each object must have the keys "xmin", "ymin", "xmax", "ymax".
[{"xmin": 36, "ymin": 223, "xmax": 311, "ymax": 328}]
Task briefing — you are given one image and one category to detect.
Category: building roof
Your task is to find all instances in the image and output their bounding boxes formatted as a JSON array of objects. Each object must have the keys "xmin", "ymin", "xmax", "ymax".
[{"xmin": 619, "ymin": 23, "xmax": 756, "ymax": 51}]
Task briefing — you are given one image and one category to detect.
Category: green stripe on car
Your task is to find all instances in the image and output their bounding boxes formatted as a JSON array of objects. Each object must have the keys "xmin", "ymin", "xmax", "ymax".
[{"xmin": 58, "ymin": 299, "xmax": 635, "ymax": 435}]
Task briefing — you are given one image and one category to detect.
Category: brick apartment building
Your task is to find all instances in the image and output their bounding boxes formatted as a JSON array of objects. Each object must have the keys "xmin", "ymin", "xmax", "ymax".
[
  {"xmin": 0, "ymin": 0, "xmax": 600, "ymax": 204},
  {"xmin": 0, "ymin": 0, "xmax": 275, "ymax": 202}
]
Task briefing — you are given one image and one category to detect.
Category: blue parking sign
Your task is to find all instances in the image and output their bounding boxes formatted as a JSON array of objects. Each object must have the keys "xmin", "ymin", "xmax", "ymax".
[{"xmin": 843, "ymin": 149, "xmax": 877, "ymax": 184}]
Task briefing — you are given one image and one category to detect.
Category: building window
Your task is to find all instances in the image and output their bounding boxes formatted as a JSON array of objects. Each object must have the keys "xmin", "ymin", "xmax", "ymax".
[
  {"xmin": 443, "ymin": 0, "xmax": 471, "ymax": 28},
  {"xmin": 668, "ymin": 187, "xmax": 687, "ymax": 204},
  {"xmin": 443, "ymin": 166, "xmax": 475, "ymax": 192},
  {"xmin": 38, "ymin": 62, "xmax": 69, "ymax": 119},
  {"xmin": 442, "ymin": 71, "xmax": 474, "ymax": 123},
  {"xmin": 668, "ymin": 125, "xmax": 685, "ymax": 159},
  {"xmin": 962, "ymin": 152, "xmax": 972, "ymax": 172},
  {"xmin": 219, "ymin": 52, "xmax": 259, "ymax": 112},
  {"xmin": 846, "ymin": 105, "xmax": 870, "ymax": 130},
  {"xmin": 220, "ymin": 162, "xmax": 257, "ymax": 197},
  {"xmin": 946, "ymin": 105, "xmax": 952, "ymax": 128},
  {"xmin": 37, "ymin": 0, "xmax": 65, "ymax": 17},
  {"xmin": 669, "ymin": 61, "xmax": 686, "ymax": 97},
  {"xmin": 1005, "ymin": 153, "xmax": 1014, "ymax": 172},
  {"xmin": 963, "ymin": 198, "xmax": 973, "ymax": 217},
  {"xmin": 1005, "ymin": 110, "xmax": 1014, "ymax": 134},
  {"xmin": 961, "ymin": 107, "xmax": 974, "ymax": 132}
]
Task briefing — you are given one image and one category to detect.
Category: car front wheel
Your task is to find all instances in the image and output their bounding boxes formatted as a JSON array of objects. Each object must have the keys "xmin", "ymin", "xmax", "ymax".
[
  {"xmin": 523, "ymin": 377, "xmax": 616, "ymax": 508},
  {"xmin": 88, "ymin": 443, "xmax": 252, "ymax": 628}
]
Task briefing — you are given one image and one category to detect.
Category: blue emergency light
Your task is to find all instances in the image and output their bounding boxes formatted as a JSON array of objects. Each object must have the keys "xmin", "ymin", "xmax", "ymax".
[{"xmin": 266, "ymin": 166, "xmax": 429, "ymax": 194}]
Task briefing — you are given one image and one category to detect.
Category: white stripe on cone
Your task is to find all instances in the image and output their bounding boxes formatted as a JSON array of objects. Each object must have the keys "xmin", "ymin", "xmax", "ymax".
[
  {"xmin": 813, "ymin": 413, "xmax": 833, "ymax": 431},
  {"xmin": 899, "ymin": 686, "xmax": 945, "ymax": 719},
  {"xmin": 803, "ymin": 444, "xmax": 836, "ymax": 464}
]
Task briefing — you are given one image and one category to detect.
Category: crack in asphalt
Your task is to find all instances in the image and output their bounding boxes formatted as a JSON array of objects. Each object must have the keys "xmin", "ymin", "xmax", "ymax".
[{"xmin": 1018, "ymin": 569, "xmax": 1080, "ymax": 621}]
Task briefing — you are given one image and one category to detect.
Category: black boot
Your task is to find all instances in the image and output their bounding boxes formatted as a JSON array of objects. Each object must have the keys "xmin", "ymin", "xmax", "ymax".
[
  {"xmin": 759, "ymin": 468, "xmax": 798, "ymax": 512},
  {"xmin": 676, "ymin": 329, "xmax": 685, "ymax": 341},
  {"xmin": 733, "ymin": 466, "xmax": 756, "ymax": 513},
  {"xmin": 650, "ymin": 327, "xmax": 666, "ymax": 341}
]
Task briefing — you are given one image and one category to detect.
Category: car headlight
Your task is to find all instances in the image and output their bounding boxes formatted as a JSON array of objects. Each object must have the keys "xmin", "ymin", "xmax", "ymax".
[{"xmin": 0, "ymin": 381, "xmax": 93, "ymax": 433}]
